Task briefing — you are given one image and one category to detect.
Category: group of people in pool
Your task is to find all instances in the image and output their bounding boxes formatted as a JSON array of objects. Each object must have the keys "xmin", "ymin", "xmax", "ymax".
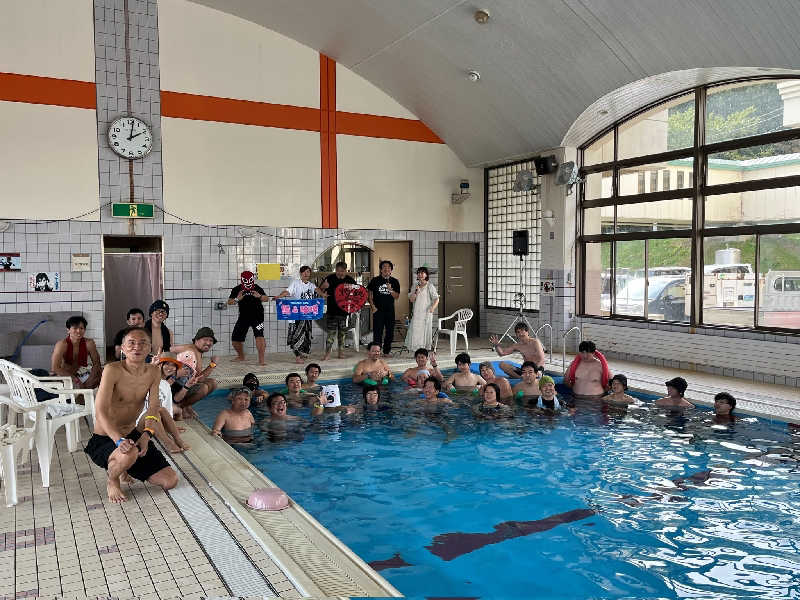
[{"xmin": 210, "ymin": 324, "xmax": 740, "ymax": 445}]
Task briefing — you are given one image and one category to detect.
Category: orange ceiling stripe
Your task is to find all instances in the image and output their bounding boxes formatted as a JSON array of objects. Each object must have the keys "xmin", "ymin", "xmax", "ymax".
[
  {"xmin": 336, "ymin": 111, "xmax": 443, "ymax": 144},
  {"xmin": 160, "ymin": 90, "xmax": 320, "ymax": 132},
  {"xmin": 0, "ymin": 72, "xmax": 95, "ymax": 109}
]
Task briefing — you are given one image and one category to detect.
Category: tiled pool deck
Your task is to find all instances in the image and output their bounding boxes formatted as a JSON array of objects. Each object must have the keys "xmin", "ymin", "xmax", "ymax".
[{"xmin": 3, "ymin": 339, "xmax": 798, "ymax": 599}]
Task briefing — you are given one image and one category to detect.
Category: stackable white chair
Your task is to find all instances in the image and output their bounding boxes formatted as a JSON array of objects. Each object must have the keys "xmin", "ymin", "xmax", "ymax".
[
  {"xmin": 0, "ymin": 359, "xmax": 95, "ymax": 487},
  {"xmin": 0, "ymin": 402, "xmax": 40, "ymax": 506},
  {"xmin": 435, "ymin": 308, "xmax": 474, "ymax": 355}
]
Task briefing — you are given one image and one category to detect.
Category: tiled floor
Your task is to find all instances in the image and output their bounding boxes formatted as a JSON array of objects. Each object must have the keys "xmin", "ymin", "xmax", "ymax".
[{"xmin": 0, "ymin": 418, "xmax": 296, "ymax": 600}]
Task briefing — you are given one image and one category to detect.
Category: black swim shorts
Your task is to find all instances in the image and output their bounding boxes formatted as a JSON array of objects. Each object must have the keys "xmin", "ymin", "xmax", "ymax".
[
  {"xmin": 232, "ymin": 317, "xmax": 265, "ymax": 341},
  {"xmin": 84, "ymin": 429, "xmax": 170, "ymax": 482}
]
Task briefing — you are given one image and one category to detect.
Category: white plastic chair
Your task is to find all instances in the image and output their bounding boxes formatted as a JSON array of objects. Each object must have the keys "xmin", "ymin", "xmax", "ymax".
[
  {"xmin": 0, "ymin": 359, "xmax": 95, "ymax": 487},
  {"xmin": 435, "ymin": 308, "xmax": 474, "ymax": 355},
  {"xmin": 0, "ymin": 401, "xmax": 41, "ymax": 506}
]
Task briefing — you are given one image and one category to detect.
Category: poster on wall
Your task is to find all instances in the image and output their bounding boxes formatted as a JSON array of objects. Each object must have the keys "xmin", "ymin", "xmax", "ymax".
[
  {"xmin": 29, "ymin": 272, "xmax": 60, "ymax": 292},
  {"xmin": 540, "ymin": 281, "xmax": 555, "ymax": 296},
  {"xmin": 0, "ymin": 252, "xmax": 21, "ymax": 271}
]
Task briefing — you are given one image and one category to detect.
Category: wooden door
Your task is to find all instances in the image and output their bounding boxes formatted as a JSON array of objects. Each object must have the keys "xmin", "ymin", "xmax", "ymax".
[
  {"xmin": 373, "ymin": 241, "xmax": 411, "ymax": 320},
  {"xmin": 440, "ymin": 242, "xmax": 479, "ymax": 336}
]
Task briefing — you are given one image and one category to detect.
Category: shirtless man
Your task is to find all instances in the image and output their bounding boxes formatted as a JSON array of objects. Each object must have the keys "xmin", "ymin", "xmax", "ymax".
[
  {"xmin": 655, "ymin": 377, "xmax": 694, "ymax": 409},
  {"xmin": 51, "ymin": 315, "xmax": 102, "ymax": 388},
  {"xmin": 302, "ymin": 363, "xmax": 322, "ymax": 392},
  {"xmin": 352, "ymin": 342, "xmax": 393, "ymax": 385},
  {"xmin": 603, "ymin": 374, "xmax": 639, "ymax": 407},
  {"xmin": 401, "ymin": 348, "xmax": 443, "ymax": 388},
  {"xmin": 565, "ymin": 341, "xmax": 607, "ymax": 398},
  {"xmin": 285, "ymin": 372, "xmax": 313, "ymax": 408},
  {"xmin": 489, "ymin": 323, "xmax": 546, "ymax": 379},
  {"xmin": 144, "ymin": 300, "xmax": 172, "ymax": 357},
  {"xmin": 443, "ymin": 353, "xmax": 486, "ymax": 392},
  {"xmin": 420, "ymin": 377, "xmax": 453, "ymax": 404},
  {"xmin": 84, "ymin": 327, "xmax": 178, "ymax": 503},
  {"xmin": 172, "ymin": 327, "xmax": 218, "ymax": 418},
  {"xmin": 478, "ymin": 362, "xmax": 513, "ymax": 400},
  {"xmin": 511, "ymin": 361, "xmax": 542, "ymax": 401}
]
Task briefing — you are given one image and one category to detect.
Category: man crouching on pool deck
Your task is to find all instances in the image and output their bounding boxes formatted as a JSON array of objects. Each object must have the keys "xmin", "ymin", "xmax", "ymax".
[{"xmin": 85, "ymin": 327, "xmax": 178, "ymax": 503}]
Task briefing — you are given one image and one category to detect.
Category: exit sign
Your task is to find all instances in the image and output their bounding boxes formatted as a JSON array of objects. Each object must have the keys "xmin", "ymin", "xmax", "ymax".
[{"xmin": 112, "ymin": 203, "xmax": 154, "ymax": 218}]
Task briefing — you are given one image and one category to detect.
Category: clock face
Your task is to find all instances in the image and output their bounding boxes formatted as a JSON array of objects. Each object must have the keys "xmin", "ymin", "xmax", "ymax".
[{"xmin": 108, "ymin": 116, "xmax": 153, "ymax": 159}]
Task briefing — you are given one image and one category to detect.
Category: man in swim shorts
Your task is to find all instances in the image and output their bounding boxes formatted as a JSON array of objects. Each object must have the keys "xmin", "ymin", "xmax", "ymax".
[
  {"xmin": 353, "ymin": 342, "xmax": 393, "ymax": 385},
  {"xmin": 489, "ymin": 322, "xmax": 546, "ymax": 378},
  {"xmin": 85, "ymin": 327, "xmax": 178, "ymax": 503},
  {"xmin": 228, "ymin": 271, "xmax": 270, "ymax": 365}
]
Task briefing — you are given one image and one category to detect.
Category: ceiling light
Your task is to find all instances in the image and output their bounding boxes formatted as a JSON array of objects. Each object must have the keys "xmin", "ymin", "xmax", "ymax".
[
  {"xmin": 467, "ymin": 70, "xmax": 481, "ymax": 82},
  {"xmin": 474, "ymin": 9, "xmax": 490, "ymax": 24},
  {"xmin": 598, "ymin": 109, "xmax": 609, "ymax": 116}
]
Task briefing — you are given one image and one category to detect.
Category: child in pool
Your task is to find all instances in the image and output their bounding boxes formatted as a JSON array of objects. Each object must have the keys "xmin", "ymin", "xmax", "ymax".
[
  {"xmin": 443, "ymin": 352, "xmax": 485, "ymax": 394},
  {"xmin": 473, "ymin": 383, "xmax": 513, "ymax": 419},
  {"xmin": 511, "ymin": 361, "xmax": 542, "ymax": 401},
  {"xmin": 211, "ymin": 387, "xmax": 255, "ymax": 443}
]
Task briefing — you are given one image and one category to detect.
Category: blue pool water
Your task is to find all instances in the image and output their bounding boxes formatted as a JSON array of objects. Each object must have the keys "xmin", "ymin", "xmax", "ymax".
[{"xmin": 196, "ymin": 379, "xmax": 800, "ymax": 599}]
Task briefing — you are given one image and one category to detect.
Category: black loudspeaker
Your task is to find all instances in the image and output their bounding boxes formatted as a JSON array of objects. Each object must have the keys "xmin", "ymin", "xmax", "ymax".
[
  {"xmin": 534, "ymin": 155, "xmax": 558, "ymax": 175},
  {"xmin": 512, "ymin": 230, "xmax": 529, "ymax": 256}
]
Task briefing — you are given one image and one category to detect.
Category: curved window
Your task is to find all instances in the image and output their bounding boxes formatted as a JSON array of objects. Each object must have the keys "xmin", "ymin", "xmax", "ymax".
[{"xmin": 579, "ymin": 78, "xmax": 800, "ymax": 332}]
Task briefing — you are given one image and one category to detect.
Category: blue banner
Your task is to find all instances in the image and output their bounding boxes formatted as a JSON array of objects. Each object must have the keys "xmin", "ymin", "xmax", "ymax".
[{"xmin": 275, "ymin": 298, "xmax": 325, "ymax": 321}]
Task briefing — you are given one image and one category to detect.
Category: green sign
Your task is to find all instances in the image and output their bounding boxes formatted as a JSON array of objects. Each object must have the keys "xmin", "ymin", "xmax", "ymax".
[{"xmin": 112, "ymin": 203, "xmax": 154, "ymax": 218}]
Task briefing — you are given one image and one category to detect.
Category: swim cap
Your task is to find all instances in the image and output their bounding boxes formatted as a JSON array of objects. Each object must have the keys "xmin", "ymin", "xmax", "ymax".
[
  {"xmin": 241, "ymin": 270, "xmax": 256, "ymax": 290},
  {"xmin": 246, "ymin": 488, "xmax": 289, "ymax": 511},
  {"xmin": 538, "ymin": 375, "xmax": 555, "ymax": 387}
]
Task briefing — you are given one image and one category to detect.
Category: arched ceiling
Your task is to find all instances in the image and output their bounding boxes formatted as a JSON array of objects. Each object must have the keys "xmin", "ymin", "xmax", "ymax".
[{"xmin": 189, "ymin": 0, "xmax": 800, "ymax": 167}]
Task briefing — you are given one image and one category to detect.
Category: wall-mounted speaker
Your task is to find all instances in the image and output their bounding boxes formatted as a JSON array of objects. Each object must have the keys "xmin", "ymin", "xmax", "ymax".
[
  {"xmin": 512, "ymin": 230, "xmax": 529, "ymax": 256},
  {"xmin": 534, "ymin": 155, "xmax": 558, "ymax": 175}
]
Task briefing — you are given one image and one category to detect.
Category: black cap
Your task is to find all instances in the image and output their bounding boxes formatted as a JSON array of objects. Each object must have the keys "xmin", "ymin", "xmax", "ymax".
[
  {"xmin": 193, "ymin": 327, "xmax": 217, "ymax": 344},
  {"xmin": 149, "ymin": 300, "xmax": 170, "ymax": 316},
  {"xmin": 665, "ymin": 377, "xmax": 688, "ymax": 396}
]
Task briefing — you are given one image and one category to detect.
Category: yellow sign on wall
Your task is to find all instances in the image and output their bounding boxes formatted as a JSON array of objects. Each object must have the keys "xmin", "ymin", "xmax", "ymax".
[{"xmin": 256, "ymin": 263, "xmax": 282, "ymax": 280}]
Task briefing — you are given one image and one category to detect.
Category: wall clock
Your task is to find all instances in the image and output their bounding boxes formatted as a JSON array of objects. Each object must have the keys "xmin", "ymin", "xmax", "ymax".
[{"xmin": 108, "ymin": 116, "xmax": 153, "ymax": 159}]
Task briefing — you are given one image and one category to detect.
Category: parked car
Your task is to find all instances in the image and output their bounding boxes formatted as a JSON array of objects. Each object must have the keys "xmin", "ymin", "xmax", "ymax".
[{"xmin": 615, "ymin": 276, "xmax": 687, "ymax": 321}]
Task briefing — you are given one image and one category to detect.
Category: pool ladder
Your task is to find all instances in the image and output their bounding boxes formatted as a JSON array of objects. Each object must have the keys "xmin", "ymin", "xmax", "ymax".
[
  {"xmin": 535, "ymin": 323, "xmax": 553, "ymax": 367},
  {"xmin": 561, "ymin": 326, "xmax": 583, "ymax": 375}
]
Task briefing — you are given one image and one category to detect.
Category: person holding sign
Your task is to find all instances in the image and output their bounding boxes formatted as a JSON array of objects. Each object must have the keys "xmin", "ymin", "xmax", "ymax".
[
  {"xmin": 228, "ymin": 271, "xmax": 271, "ymax": 365},
  {"xmin": 319, "ymin": 262, "xmax": 358, "ymax": 361},
  {"xmin": 272, "ymin": 266, "xmax": 323, "ymax": 363}
]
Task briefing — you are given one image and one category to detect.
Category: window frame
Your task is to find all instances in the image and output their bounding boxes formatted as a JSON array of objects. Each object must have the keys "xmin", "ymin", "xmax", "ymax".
[{"xmin": 577, "ymin": 76, "xmax": 800, "ymax": 335}]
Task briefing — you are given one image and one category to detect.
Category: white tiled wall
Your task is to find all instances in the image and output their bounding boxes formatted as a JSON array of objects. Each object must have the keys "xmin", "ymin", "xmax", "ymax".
[{"xmin": 0, "ymin": 219, "xmax": 483, "ymax": 357}]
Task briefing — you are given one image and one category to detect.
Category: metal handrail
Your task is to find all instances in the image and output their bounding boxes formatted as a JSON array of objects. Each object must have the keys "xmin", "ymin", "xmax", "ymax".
[
  {"xmin": 561, "ymin": 326, "xmax": 583, "ymax": 375},
  {"xmin": 535, "ymin": 323, "xmax": 553, "ymax": 367}
]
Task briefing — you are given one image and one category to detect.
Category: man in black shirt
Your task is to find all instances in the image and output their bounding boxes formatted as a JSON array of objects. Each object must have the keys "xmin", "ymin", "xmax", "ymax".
[
  {"xmin": 367, "ymin": 260, "xmax": 401, "ymax": 356},
  {"xmin": 113, "ymin": 307, "xmax": 145, "ymax": 359},
  {"xmin": 319, "ymin": 261, "xmax": 357, "ymax": 360},
  {"xmin": 227, "ymin": 270, "xmax": 271, "ymax": 365}
]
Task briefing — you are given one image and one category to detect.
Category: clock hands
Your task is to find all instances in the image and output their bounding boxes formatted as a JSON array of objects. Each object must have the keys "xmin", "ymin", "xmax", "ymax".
[
  {"xmin": 128, "ymin": 131, "xmax": 145, "ymax": 140},
  {"xmin": 127, "ymin": 120, "xmax": 135, "ymax": 141}
]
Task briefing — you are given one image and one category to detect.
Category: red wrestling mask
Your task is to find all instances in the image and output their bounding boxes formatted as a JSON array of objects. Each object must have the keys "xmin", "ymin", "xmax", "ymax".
[{"xmin": 241, "ymin": 271, "xmax": 255, "ymax": 290}]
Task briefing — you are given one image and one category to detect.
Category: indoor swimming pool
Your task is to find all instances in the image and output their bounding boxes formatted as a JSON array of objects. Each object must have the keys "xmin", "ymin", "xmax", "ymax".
[{"xmin": 196, "ymin": 379, "xmax": 800, "ymax": 599}]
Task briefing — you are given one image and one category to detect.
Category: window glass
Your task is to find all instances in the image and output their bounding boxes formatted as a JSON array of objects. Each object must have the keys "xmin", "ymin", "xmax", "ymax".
[
  {"xmin": 584, "ymin": 131, "xmax": 614, "ymax": 167},
  {"xmin": 584, "ymin": 242, "xmax": 611, "ymax": 316},
  {"xmin": 706, "ymin": 80, "xmax": 800, "ymax": 144},
  {"xmin": 584, "ymin": 171, "xmax": 612, "ymax": 200},
  {"xmin": 619, "ymin": 159, "xmax": 693, "ymax": 196},
  {"xmin": 701, "ymin": 235, "xmax": 756, "ymax": 327},
  {"xmin": 616, "ymin": 199, "xmax": 692, "ymax": 233},
  {"xmin": 705, "ymin": 186, "xmax": 800, "ymax": 228},
  {"xmin": 615, "ymin": 240, "xmax": 645, "ymax": 317},
  {"xmin": 583, "ymin": 207, "xmax": 614, "ymax": 236},
  {"xmin": 646, "ymin": 238, "xmax": 691, "ymax": 322},
  {"xmin": 618, "ymin": 94, "xmax": 694, "ymax": 160},
  {"xmin": 758, "ymin": 233, "xmax": 800, "ymax": 328}
]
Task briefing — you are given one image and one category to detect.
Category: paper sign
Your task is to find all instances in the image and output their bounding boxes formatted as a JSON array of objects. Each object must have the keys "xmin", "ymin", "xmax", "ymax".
[
  {"xmin": 335, "ymin": 283, "xmax": 368, "ymax": 314},
  {"xmin": 257, "ymin": 263, "xmax": 282, "ymax": 280},
  {"xmin": 275, "ymin": 298, "xmax": 325, "ymax": 321},
  {"xmin": 71, "ymin": 253, "xmax": 90, "ymax": 272}
]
